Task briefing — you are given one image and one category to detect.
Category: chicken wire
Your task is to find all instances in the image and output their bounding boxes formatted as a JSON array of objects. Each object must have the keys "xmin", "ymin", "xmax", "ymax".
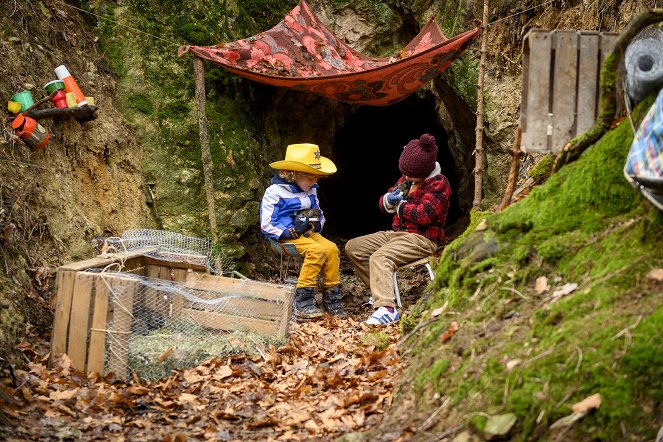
[
  {"xmin": 85, "ymin": 270, "xmax": 290, "ymax": 381},
  {"xmin": 96, "ymin": 229, "xmax": 231, "ymax": 275}
]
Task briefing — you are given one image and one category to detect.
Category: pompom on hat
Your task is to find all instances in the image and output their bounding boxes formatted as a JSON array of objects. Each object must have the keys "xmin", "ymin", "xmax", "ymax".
[
  {"xmin": 399, "ymin": 133, "xmax": 438, "ymax": 178},
  {"xmin": 269, "ymin": 143, "xmax": 337, "ymax": 176}
]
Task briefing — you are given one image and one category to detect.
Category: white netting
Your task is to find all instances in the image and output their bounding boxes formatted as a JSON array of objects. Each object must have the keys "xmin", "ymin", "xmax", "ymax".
[
  {"xmin": 84, "ymin": 270, "xmax": 291, "ymax": 381},
  {"xmin": 96, "ymin": 229, "xmax": 232, "ymax": 274}
]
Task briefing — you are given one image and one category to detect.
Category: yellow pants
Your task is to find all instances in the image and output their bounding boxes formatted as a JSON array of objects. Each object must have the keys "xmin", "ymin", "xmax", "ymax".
[{"xmin": 284, "ymin": 233, "xmax": 340, "ymax": 289}]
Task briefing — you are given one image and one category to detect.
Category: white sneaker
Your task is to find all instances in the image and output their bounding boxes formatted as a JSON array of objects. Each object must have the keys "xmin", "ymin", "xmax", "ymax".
[{"xmin": 365, "ymin": 306, "xmax": 400, "ymax": 325}]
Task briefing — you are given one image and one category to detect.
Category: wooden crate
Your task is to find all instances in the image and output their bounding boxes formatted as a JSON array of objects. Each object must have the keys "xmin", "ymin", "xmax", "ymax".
[
  {"xmin": 520, "ymin": 29, "xmax": 620, "ymax": 153},
  {"xmin": 51, "ymin": 249, "xmax": 293, "ymax": 379}
]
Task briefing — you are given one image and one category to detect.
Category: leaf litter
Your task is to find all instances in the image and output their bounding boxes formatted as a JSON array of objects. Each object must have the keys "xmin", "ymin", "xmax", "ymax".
[{"xmin": 0, "ymin": 316, "xmax": 403, "ymax": 441}]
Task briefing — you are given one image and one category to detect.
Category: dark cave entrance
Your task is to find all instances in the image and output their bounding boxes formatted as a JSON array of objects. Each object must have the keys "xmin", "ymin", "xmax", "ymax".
[{"xmin": 318, "ymin": 93, "xmax": 461, "ymax": 240}]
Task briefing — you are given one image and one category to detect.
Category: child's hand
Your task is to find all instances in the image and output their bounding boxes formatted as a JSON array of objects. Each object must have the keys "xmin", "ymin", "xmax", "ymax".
[{"xmin": 386, "ymin": 189, "xmax": 403, "ymax": 205}]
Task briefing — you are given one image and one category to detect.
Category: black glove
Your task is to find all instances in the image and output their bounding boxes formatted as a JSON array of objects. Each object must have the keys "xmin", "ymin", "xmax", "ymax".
[{"xmin": 292, "ymin": 215, "xmax": 309, "ymax": 235}]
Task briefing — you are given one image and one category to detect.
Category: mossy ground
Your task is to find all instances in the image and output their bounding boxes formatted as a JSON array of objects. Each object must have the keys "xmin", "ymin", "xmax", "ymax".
[{"xmin": 393, "ymin": 97, "xmax": 663, "ymax": 440}]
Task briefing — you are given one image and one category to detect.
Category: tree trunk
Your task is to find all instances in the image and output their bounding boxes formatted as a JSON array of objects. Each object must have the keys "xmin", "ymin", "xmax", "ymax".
[
  {"xmin": 193, "ymin": 56, "xmax": 219, "ymax": 242},
  {"xmin": 499, "ymin": 125, "xmax": 522, "ymax": 211},
  {"xmin": 473, "ymin": 0, "xmax": 489, "ymax": 209}
]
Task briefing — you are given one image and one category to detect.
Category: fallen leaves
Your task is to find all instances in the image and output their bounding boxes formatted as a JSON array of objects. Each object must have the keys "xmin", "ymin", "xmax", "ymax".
[
  {"xmin": 439, "ymin": 321, "xmax": 459, "ymax": 344},
  {"xmin": 1, "ymin": 317, "xmax": 403, "ymax": 440}
]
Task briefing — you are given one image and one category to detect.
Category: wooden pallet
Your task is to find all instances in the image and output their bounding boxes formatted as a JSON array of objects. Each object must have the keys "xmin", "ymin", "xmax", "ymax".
[
  {"xmin": 52, "ymin": 249, "xmax": 288, "ymax": 379},
  {"xmin": 520, "ymin": 29, "xmax": 620, "ymax": 153}
]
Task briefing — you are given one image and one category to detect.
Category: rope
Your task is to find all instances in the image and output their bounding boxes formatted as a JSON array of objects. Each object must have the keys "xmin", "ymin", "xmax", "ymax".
[
  {"xmin": 52, "ymin": 0, "xmax": 183, "ymax": 47},
  {"xmin": 486, "ymin": 0, "xmax": 557, "ymax": 27},
  {"xmin": 56, "ymin": 0, "xmax": 558, "ymax": 48}
]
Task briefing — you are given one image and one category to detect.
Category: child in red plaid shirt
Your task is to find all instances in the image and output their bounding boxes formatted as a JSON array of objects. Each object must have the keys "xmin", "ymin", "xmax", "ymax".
[{"xmin": 345, "ymin": 133, "xmax": 450, "ymax": 325}]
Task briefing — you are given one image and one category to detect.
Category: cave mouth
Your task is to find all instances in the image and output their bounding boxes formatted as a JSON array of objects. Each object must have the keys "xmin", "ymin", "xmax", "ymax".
[{"xmin": 318, "ymin": 93, "xmax": 461, "ymax": 240}]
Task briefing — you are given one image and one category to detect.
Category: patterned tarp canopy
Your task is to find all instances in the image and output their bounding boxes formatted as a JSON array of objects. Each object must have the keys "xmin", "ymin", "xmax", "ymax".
[{"xmin": 178, "ymin": 1, "xmax": 481, "ymax": 106}]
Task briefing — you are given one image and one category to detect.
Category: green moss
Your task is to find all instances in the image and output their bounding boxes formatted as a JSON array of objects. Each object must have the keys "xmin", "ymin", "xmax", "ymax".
[
  {"xmin": 399, "ymin": 93, "xmax": 663, "ymax": 440},
  {"xmin": 527, "ymin": 154, "xmax": 555, "ymax": 181},
  {"xmin": 442, "ymin": 54, "xmax": 479, "ymax": 110},
  {"xmin": 127, "ymin": 93, "xmax": 154, "ymax": 114},
  {"xmin": 414, "ymin": 358, "xmax": 450, "ymax": 393},
  {"xmin": 359, "ymin": 331, "xmax": 392, "ymax": 350}
]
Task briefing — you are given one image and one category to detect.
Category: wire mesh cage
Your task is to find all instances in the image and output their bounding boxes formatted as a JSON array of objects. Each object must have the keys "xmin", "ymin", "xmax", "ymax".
[
  {"xmin": 51, "ymin": 233, "xmax": 294, "ymax": 381},
  {"xmin": 96, "ymin": 229, "xmax": 231, "ymax": 274}
]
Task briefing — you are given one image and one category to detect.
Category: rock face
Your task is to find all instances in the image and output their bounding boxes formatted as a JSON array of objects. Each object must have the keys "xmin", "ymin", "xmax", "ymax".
[{"xmin": 0, "ymin": 0, "xmax": 645, "ymax": 356}]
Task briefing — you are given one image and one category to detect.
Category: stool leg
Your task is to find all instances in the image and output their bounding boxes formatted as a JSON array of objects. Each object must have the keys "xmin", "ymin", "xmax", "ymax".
[
  {"xmin": 393, "ymin": 270, "xmax": 402, "ymax": 308},
  {"xmin": 425, "ymin": 263, "xmax": 434, "ymax": 280}
]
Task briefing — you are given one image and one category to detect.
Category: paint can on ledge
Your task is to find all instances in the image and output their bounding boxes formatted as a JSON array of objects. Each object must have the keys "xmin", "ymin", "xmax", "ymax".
[{"xmin": 11, "ymin": 114, "xmax": 50, "ymax": 151}]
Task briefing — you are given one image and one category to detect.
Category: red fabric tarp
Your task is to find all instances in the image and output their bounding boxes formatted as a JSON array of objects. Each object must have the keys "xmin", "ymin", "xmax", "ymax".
[{"xmin": 178, "ymin": 1, "xmax": 480, "ymax": 106}]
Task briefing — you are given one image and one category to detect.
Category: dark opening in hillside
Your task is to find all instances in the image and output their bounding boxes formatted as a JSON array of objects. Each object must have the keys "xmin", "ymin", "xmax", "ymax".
[{"xmin": 319, "ymin": 93, "xmax": 460, "ymax": 239}]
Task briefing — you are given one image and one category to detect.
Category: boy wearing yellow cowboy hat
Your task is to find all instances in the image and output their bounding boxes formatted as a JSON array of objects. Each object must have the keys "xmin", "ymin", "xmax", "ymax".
[{"xmin": 260, "ymin": 143, "xmax": 346, "ymax": 321}]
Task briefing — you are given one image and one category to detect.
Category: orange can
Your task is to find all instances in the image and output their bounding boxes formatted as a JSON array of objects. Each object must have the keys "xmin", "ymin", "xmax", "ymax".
[{"xmin": 11, "ymin": 114, "xmax": 50, "ymax": 150}]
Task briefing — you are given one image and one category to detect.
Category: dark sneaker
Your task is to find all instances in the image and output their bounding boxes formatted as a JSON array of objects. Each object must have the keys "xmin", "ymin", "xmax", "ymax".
[
  {"xmin": 294, "ymin": 287, "xmax": 324, "ymax": 321},
  {"xmin": 322, "ymin": 286, "xmax": 347, "ymax": 317}
]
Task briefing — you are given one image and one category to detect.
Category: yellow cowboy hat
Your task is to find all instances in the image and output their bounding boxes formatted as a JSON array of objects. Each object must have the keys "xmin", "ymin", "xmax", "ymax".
[{"xmin": 269, "ymin": 143, "xmax": 337, "ymax": 175}]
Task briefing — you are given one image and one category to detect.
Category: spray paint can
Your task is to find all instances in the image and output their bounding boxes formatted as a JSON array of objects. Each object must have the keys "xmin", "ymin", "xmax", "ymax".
[
  {"xmin": 54, "ymin": 65, "xmax": 87, "ymax": 107},
  {"xmin": 11, "ymin": 114, "xmax": 50, "ymax": 151}
]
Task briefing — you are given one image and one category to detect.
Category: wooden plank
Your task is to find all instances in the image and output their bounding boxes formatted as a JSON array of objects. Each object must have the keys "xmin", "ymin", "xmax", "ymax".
[
  {"xmin": 278, "ymin": 290, "xmax": 294, "ymax": 339},
  {"xmin": 185, "ymin": 289, "xmax": 283, "ymax": 321},
  {"xmin": 551, "ymin": 30, "xmax": 579, "ymax": 152},
  {"xmin": 143, "ymin": 265, "xmax": 165, "ymax": 314},
  {"xmin": 66, "ymin": 273, "xmax": 95, "ymax": 372},
  {"xmin": 180, "ymin": 307, "xmax": 280, "ymax": 335},
  {"xmin": 523, "ymin": 30, "xmax": 553, "ymax": 153},
  {"xmin": 171, "ymin": 268, "xmax": 189, "ymax": 283},
  {"xmin": 143, "ymin": 256, "xmax": 208, "ymax": 272},
  {"xmin": 576, "ymin": 32, "xmax": 600, "ymax": 135},
  {"xmin": 107, "ymin": 276, "xmax": 136, "ymax": 380},
  {"xmin": 50, "ymin": 269, "xmax": 77, "ymax": 363},
  {"xmin": 87, "ymin": 275, "xmax": 110, "ymax": 375},
  {"xmin": 186, "ymin": 273, "xmax": 291, "ymax": 303},
  {"xmin": 59, "ymin": 247, "xmax": 155, "ymax": 271}
]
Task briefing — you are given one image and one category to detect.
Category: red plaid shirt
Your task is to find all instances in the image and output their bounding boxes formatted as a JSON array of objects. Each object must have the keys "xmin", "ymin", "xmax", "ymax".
[{"xmin": 378, "ymin": 174, "xmax": 451, "ymax": 245}]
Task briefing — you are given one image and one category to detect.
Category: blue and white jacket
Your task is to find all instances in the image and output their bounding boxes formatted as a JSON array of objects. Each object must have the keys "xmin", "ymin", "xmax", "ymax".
[{"xmin": 260, "ymin": 174, "xmax": 326, "ymax": 240}]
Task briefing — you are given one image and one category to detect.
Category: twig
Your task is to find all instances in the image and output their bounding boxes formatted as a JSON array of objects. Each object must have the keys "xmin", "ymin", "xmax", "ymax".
[
  {"xmin": 429, "ymin": 423, "xmax": 464, "ymax": 442},
  {"xmin": 0, "ymin": 159, "xmax": 48, "ymax": 170},
  {"xmin": 527, "ymin": 348, "xmax": 554, "ymax": 365},
  {"xmin": 574, "ymin": 346, "xmax": 583, "ymax": 374},
  {"xmin": 23, "ymin": 90, "xmax": 57, "ymax": 115},
  {"xmin": 396, "ymin": 316, "xmax": 442, "ymax": 350},
  {"xmin": 611, "ymin": 315, "xmax": 642, "ymax": 340},
  {"xmin": 417, "ymin": 397, "xmax": 451, "ymax": 432},
  {"xmin": 500, "ymin": 286, "xmax": 530, "ymax": 300}
]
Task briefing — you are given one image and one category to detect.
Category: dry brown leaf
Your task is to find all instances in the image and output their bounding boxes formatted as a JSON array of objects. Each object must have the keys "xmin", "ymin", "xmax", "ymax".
[
  {"xmin": 550, "ymin": 282, "xmax": 578, "ymax": 303},
  {"xmin": 156, "ymin": 347, "xmax": 174, "ymax": 364},
  {"xmin": 440, "ymin": 321, "xmax": 460, "ymax": 343},
  {"xmin": 647, "ymin": 268, "xmax": 663, "ymax": 282},
  {"xmin": 49, "ymin": 387, "xmax": 78, "ymax": 401},
  {"xmin": 535, "ymin": 276, "xmax": 549, "ymax": 294},
  {"xmin": 127, "ymin": 385, "xmax": 150, "ymax": 396},
  {"xmin": 571, "ymin": 393, "xmax": 601, "ymax": 414}
]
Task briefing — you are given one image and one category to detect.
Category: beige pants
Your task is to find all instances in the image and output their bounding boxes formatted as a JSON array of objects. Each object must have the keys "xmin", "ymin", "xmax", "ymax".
[{"xmin": 345, "ymin": 231, "xmax": 438, "ymax": 308}]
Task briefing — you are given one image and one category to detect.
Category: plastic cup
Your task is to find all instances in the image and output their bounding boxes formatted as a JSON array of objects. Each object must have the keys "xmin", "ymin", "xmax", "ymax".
[
  {"xmin": 11, "ymin": 91, "xmax": 34, "ymax": 112},
  {"xmin": 52, "ymin": 90, "xmax": 67, "ymax": 109},
  {"xmin": 7, "ymin": 101, "xmax": 21, "ymax": 113},
  {"xmin": 44, "ymin": 80, "xmax": 65, "ymax": 94}
]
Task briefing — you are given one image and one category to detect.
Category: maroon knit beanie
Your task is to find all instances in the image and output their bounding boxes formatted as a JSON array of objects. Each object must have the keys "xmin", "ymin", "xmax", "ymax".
[{"xmin": 399, "ymin": 133, "xmax": 438, "ymax": 178}]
